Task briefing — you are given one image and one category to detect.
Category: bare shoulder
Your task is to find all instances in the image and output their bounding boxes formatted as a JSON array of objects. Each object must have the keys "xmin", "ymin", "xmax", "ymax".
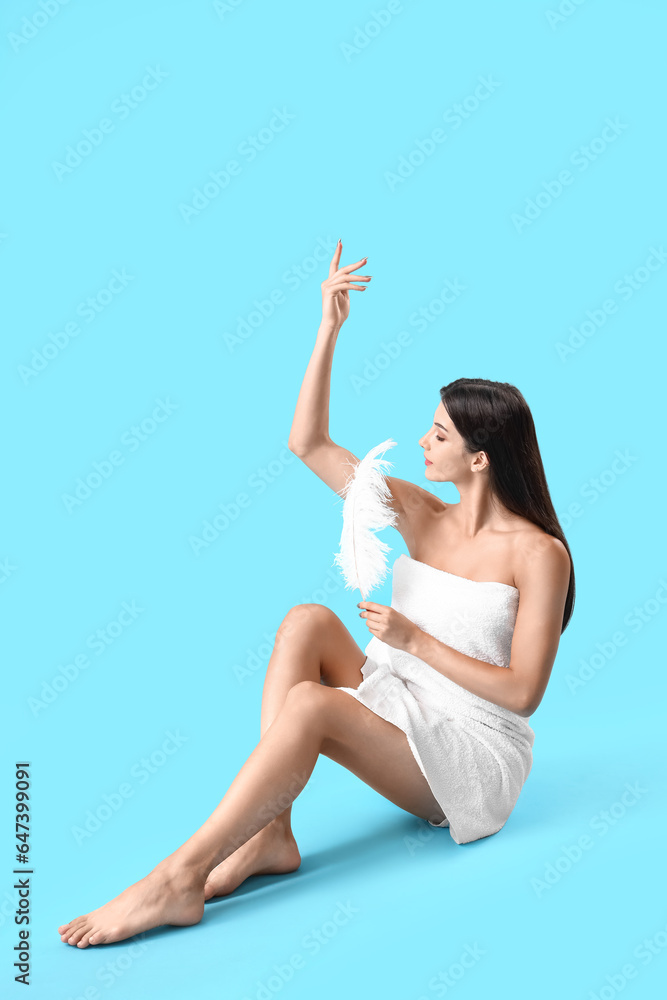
[
  {"xmin": 512, "ymin": 523, "xmax": 571, "ymax": 591},
  {"xmin": 384, "ymin": 475, "xmax": 446, "ymax": 546},
  {"xmin": 385, "ymin": 476, "xmax": 445, "ymax": 518}
]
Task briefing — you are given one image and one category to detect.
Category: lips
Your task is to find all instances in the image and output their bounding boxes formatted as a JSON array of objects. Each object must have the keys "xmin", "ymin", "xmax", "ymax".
[{"xmin": 424, "ymin": 457, "xmax": 432, "ymax": 465}]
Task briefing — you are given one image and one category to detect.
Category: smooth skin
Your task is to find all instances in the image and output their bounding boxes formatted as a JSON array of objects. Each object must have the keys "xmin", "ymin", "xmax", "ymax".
[{"xmin": 58, "ymin": 240, "xmax": 569, "ymax": 947}]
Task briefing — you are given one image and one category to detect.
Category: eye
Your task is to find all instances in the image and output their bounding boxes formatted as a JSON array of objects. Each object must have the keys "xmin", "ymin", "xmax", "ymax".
[{"xmin": 435, "ymin": 435, "xmax": 445, "ymax": 442}]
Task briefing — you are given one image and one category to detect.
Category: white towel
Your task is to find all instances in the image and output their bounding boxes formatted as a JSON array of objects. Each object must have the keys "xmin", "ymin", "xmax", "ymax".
[{"xmin": 334, "ymin": 553, "xmax": 535, "ymax": 844}]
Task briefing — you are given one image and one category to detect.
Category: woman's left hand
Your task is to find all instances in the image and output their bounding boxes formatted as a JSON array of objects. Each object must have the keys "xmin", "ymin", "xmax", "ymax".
[{"xmin": 357, "ymin": 601, "xmax": 422, "ymax": 653}]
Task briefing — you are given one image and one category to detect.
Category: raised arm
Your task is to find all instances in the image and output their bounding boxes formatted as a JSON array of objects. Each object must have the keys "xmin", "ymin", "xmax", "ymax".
[
  {"xmin": 287, "ymin": 239, "xmax": 370, "ymax": 495},
  {"xmin": 287, "ymin": 242, "xmax": 436, "ymax": 541}
]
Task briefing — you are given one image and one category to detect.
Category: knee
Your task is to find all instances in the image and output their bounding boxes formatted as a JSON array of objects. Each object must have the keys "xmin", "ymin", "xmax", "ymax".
[
  {"xmin": 283, "ymin": 603, "xmax": 336, "ymax": 626},
  {"xmin": 277, "ymin": 604, "xmax": 337, "ymax": 642},
  {"xmin": 283, "ymin": 680, "xmax": 329, "ymax": 726}
]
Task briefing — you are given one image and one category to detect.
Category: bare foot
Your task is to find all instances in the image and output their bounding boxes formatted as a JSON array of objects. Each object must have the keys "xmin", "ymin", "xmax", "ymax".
[
  {"xmin": 204, "ymin": 822, "xmax": 301, "ymax": 899},
  {"xmin": 57, "ymin": 860, "xmax": 205, "ymax": 948}
]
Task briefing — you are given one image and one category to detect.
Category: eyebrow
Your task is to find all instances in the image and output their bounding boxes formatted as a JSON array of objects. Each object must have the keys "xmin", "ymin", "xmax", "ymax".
[{"xmin": 434, "ymin": 422, "xmax": 448, "ymax": 431}]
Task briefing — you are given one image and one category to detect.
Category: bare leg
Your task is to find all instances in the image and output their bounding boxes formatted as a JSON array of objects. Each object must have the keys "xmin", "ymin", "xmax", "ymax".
[
  {"xmin": 57, "ymin": 679, "xmax": 445, "ymax": 948},
  {"xmin": 204, "ymin": 604, "xmax": 368, "ymax": 898}
]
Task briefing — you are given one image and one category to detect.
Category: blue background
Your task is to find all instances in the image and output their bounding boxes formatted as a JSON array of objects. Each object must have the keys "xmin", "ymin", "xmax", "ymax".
[{"xmin": 3, "ymin": 1, "xmax": 666, "ymax": 997}]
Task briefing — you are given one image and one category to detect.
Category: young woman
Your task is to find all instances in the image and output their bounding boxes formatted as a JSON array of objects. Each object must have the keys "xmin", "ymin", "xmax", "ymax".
[{"xmin": 58, "ymin": 240, "xmax": 574, "ymax": 948}]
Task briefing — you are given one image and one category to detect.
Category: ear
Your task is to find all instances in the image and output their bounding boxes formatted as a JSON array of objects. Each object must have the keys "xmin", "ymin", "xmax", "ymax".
[{"xmin": 471, "ymin": 450, "xmax": 490, "ymax": 472}]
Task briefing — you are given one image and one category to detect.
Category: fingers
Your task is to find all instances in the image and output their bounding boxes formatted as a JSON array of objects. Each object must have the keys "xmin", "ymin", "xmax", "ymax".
[
  {"xmin": 329, "ymin": 273, "xmax": 372, "ymax": 283},
  {"xmin": 328, "ymin": 240, "xmax": 369, "ymax": 277},
  {"xmin": 326, "ymin": 242, "xmax": 372, "ymax": 296},
  {"xmin": 328, "ymin": 239, "xmax": 343, "ymax": 277},
  {"xmin": 338, "ymin": 256, "xmax": 368, "ymax": 275},
  {"xmin": 326, "ymin": 273, "xmax": 372, "ymax": 293}
]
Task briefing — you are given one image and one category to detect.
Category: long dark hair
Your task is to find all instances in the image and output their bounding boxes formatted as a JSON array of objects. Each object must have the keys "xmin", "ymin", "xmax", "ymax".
[{"xmin": 440, "ymin": 378, "xmax": 575, "ymax": 632}]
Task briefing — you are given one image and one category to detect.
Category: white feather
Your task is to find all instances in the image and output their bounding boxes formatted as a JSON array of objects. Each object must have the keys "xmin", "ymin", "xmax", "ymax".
[{"xmin": 332, "ymin": 438, "xmax": 399, "ymax": 602}]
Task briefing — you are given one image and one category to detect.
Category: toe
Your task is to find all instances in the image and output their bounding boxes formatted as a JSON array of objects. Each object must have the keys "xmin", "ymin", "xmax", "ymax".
[
  {"xmin": 77, "ymin": 933, "xmax": 93, "ymax": 948},
  {"xmin": 58, "ymin": 921, "xmax": 72, "ymax": 934},
  {"xmin": 63, "ymin": 921, "xmax": 81, "ymax": 942},
  {"xmin": 67, "ymin": 924, "xmax": 90, "ymax": 946}
]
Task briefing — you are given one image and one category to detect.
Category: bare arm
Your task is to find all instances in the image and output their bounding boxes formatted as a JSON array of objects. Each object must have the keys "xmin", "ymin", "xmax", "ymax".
[
  {"xmin": 403, "ymin": 535, "xmax": 571, "ymax": 717},
  {"xmin": 286, "ymin": 321, "xmax": 361, "ymax": 496},
  {"xmin": 286, "ymin": 240, "xmax": 368, "ymax": 488},
  {"xmin": 287, "ymin": 241, "xmax": 434, "ymax": 534}
]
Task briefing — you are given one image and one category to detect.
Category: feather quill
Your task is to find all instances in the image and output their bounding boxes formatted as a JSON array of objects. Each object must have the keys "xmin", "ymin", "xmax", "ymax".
[{"xmin": 332, "ymin": 438, "xmax": 399, "ymax": 602}]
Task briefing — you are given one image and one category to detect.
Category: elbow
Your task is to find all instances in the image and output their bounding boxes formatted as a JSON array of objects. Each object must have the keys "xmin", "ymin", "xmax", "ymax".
[
  {"xmin": 513, "ymin": 689, "xmax": 538, "ymax": 718},
  {"xmin": 288, "ymin": 436, "xmax": 327, "ymax": 458},
  {"xmin": 288, "ymin": 438, "xmax": 307, "ymax": 457}
]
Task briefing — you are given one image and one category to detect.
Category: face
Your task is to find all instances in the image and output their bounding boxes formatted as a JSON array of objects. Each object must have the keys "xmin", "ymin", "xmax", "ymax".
[{"xmin": 418, "ymin": 401, "xmax": 488, "ymax": 483}]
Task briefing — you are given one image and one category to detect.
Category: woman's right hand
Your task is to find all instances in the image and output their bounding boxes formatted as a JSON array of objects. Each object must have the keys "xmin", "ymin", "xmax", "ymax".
[{"xmin": 320, "ymin": 240, "xmax": 372, "ymax": 329}]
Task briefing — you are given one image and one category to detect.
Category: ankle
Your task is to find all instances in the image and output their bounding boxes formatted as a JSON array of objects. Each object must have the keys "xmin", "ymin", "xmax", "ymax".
[
  {"xmin": 267, "ymin": 815, "xmax": 294, "ymax": 839},
  {"xmin": 160, "ymin": 852, "xmax": 212, "ymax": 888}
]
